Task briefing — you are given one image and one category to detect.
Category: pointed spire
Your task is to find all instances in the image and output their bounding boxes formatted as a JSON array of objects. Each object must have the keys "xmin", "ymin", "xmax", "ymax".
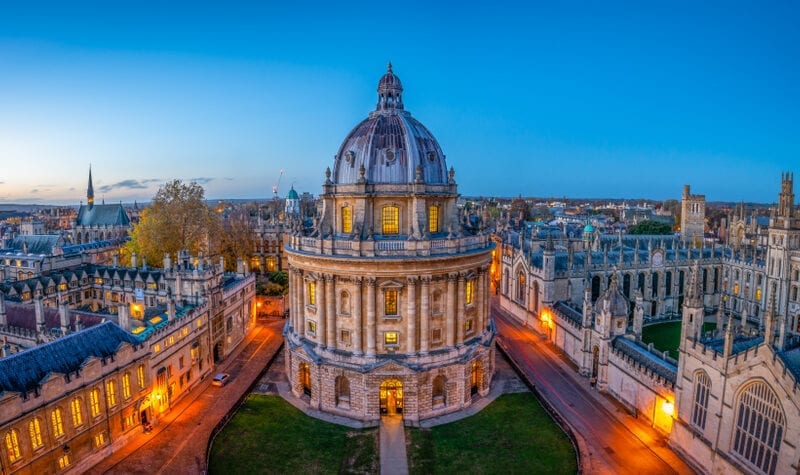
[
  {"xmin": 723, "ymin": 312, "xmax": 735, "ymax": 357},
  {"xmin": 87, "ymin": 165, "xmax": 95, "ymax": 210}
]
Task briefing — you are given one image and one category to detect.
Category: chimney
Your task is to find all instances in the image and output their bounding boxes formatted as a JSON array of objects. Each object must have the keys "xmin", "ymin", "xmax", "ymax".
[
  {"xmin": 131, "ymin": 252, "xmax": 137, "ymax": 269},
  {"xmin": 167, "ymin": 298, "xmax": 176, "ymax": 321},
  {"xmin": 163, "ymin": 253, "xmax": 172, "ymax": 270},
  {"xmin": 236, "ymin": 257, "xmax": 245, "ymax": 277},
  {"xmin": 59, "ymin": 300, "xmax": 70, "ymax": 335},
  {"xmin": 219, "ymin": 256, "xmax": 225, "ymax": 271},
  {"xmin": 118, "ymin": 304, "xmax": 130, "ymax": 331},
  {"xmin": 141, "ymin": 256, "xmax": 147, "ymax": 271},
  {"xmin": 113, "ymin": 254, "xmax": 119, "ymax": 267},
  {"xmin": 1, "ymin": 337, "xmax": 10, "ymax": 357},
  {"xmin": 74, "ymin": 314, "xmax": 83, "ymax": 332},
  {"xmin": 35, "ymin": 297, "xmax": 46, "ymax": 334}
]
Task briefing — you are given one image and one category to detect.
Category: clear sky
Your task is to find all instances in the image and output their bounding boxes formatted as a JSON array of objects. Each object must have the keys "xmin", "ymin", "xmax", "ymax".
[{"xmin": 0, "ymin": 1, "xmax": 798, "ymax": 205}]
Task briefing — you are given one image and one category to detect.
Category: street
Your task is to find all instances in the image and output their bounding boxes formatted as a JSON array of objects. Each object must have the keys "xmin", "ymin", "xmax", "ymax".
[{"xmin": 493, "ymin": 301, "xmax": 695, "ymax": 475}]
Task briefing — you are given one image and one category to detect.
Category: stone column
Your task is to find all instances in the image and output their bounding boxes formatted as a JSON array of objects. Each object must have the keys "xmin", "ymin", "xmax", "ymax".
[
  {"xmin": 420, "ymin": 276, "xmax": 431, "ymax": 354},
  {"xmin": 456, "ymin": 273, "xmax": 466, "ymax": 346},
  {"xmin": 290, "ymin": 268, "xmax": 297, "ymax": 330},
  {"xmin": 446, "ymin": 273, "xmax": 456, "ymax": 347},
  {"xmin": 353, "ymin": 277, "xmax": 363, "ymax": 355},
  {"xmin": 366, "ymin": 278, "xmax": 376, "ymax": 357},
  {"xmin": 298, "ymin": 271, "xmax": 306, "ymax": 339},
  {"xmin": 407, "ymin": 276, "xmax": 417, "ymax": 353},
  {"xmin": 317, "ymin": 276, "xmax": 326, "ymax": 347},
  {"xmin": 325, "ymin": 274, "xmax": 336, "ymax": 350},
  {"xmin": 476, "ymin": 270, "xmax": 485, "ymax": 334}
]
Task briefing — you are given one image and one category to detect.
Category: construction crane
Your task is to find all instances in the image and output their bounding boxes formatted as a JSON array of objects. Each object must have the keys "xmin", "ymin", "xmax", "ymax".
[{"xmin": 272, "ymin": 169, "xmax": 284, "ymax": 199}]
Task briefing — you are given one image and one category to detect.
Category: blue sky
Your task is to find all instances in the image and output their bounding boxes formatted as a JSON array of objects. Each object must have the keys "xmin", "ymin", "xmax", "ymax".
[{"xmin": 0, "ymin": 1, "xmax": 798, "ymax": 204}]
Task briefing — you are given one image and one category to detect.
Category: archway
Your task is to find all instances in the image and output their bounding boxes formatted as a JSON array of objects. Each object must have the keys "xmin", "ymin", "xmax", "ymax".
[
  {"xmin": 380, "ymin": 379, "xmax": 403, "ymax": 415},
  {"xmin": 470, "ymin": 360, "xmax": 483, "ymax": 396},
  {"xmin": 213, "ymin": 342, "xmax": 224, "ymax": 363},
  {"xmin": 591, "ymin": 346, "xmax": 599, "ymax": 384},
  {"xmin": 299, "ymin": 362, "xmax": 311, "ymax": 396}
]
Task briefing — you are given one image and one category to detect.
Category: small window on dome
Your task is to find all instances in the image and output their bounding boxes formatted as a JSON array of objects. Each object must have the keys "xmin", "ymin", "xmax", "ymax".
[
  {"xmin": 428, "ymin": 151, "xmax": 436, "ymax": 162},
  {"xmin": 345, "ymin": 151, "xmax": 355, "ymax": 166},
  {"xmin": 385, "ymin": 149, "xmax": 395, "ymax": 164}
]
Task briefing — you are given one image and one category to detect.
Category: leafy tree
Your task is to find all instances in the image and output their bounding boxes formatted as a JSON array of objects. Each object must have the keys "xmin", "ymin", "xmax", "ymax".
[
  {"xmin": 217, "ymin": 206, "xmax": 257, "ymax": 272},
  {"xmin": 628, "ymin": 220, "xmax": 673, "ymax": 235},
  {"xmin": 269, "ymin": 270, "xmax": 288, "ymax": 286},
  {"xmin": 124, "ymin": 180, "xmax": 218, "ymax": 267}
]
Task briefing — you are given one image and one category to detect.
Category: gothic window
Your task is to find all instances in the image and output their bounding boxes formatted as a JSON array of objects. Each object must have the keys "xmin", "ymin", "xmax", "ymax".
[
  {"xmin": 335, "ymin": 376, "xmax": 350, "ymax": 408},
  {"xmin": 382, "ymin": 206, "xmax": 399, "ymax": 235},
  {"xmin": 732, "ymin": 381, "xmax": 784, "ymax": 475},
  {"xmin": 702, "ymin": 269, "xmax": 708, "ymax": 293},
  {"xmin": 51, "ymin": 407, "xmax": 65, "ymax": 438},
  {"xmin": 665, "ymin": 271, "xmax": 672, "ymax": 296},
  {"xmin": 341, "ymin": 206, "xmax": 353, "ymax": 234},
  {"xmin": 592, "ymin": 275, "xmax": 601, "ymax": 302},
  {"xmin": 137, "ymin": 364, "xmax": 146, "ymax": 390},
  {"xmin": 266, "ymin": 256, "xmax": 276, "ymax": 272},
  {"xmin": 5, "ymin": 429, "xmax": 21, "ymax": 462},
  {"xmin": 691, "ymin": 371, "xmax": 711, "ymax": 430},
  {"xmin": 384, "ymin": 290, "xmax": 398, "ymax": 316},
  {"xmin": 638, "ymin": 273, "xmax": 645, "ymax": 294},
  {"xmin": 29, "ymin": 418, "xmax": 43, "ymax": 450},
  {"xmin": 432, "ymin": 375, "xmax": 446, "ymax": 408},
  {"xmin": 531, "ymin": 281, "xmax": 539, "ymax": 313},
  {"xmin": 90, "ymin": 388, "xmax": 101, "ymax": 417},
  {"xmin": 122, "ymin": 373, "xmax": 132, "ymax": 400},
  {"xmin": 70, "ymin": 397, "xmax": 84, "ymax": 427},
  {"xmin": 517, "ymin": 271, "xmax": 526, "ymax": 303},
  {"xmin": 651, "ymin": 273, "xmax": 659, "ymax": 297},
  {"xmin": 428, "ymin": 205, "xmax": 440, "ymax": 233},
  {"xmin": 106, "ymin": 380, "xmax": 117, "ymax": 407}
]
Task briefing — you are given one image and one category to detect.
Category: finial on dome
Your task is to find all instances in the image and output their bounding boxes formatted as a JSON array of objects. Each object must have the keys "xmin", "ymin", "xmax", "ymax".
[{"xmin": 387, "ymin": 61, "xmax": 393, "ymax": 72}]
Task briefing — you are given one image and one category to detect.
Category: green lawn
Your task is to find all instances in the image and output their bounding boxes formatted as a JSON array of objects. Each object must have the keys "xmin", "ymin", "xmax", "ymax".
[
  {"xmin": 406, "ymin": 393, "xmax": 577, "ymax": 475},
  {"xmin": 208, "ymin": 395, "xmax": 378, "ymax": 475},
  {"xmin": 642, "ymin": 321, "xmax": 717, "ymax": 359}
]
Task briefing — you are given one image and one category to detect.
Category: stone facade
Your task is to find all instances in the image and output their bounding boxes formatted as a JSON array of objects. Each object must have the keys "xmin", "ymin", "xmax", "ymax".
[
  {"xmin": 284, "ymin": 65, "xmax": 495, "ymax": 425},
  {"xmin": 681, "ymin": 184, "xmax": 706, "ymax": 244}
]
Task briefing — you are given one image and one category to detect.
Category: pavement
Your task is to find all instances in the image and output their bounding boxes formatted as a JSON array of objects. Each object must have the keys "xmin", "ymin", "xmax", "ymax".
[
  {"xmin": 493, "ymin": 300, "xmax": 697, "ymax": 475},
  {"xmin": 379, "ymin": 416, "xmax": 408, "ymax": 475},
  {"xmin": 85, "ymin": 318, "xmax": 285, "ymax": 475}
]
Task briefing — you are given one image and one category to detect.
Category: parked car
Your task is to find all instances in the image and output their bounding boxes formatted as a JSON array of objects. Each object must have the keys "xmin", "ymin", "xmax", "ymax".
[{"xmin": 212, "ymin": 373, "xmax": 231, "ymax": 387}]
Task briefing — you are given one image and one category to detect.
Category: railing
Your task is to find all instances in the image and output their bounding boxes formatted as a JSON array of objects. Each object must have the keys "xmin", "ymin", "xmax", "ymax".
[{"xmin": 288, "ymin": 233, "xmax": 492, "ymax": 258}]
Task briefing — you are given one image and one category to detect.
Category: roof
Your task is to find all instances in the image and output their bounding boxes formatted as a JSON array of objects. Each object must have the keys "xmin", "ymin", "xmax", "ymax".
[
  {"xmin": 76, "ymin": 203, "xmax": 131, "ymax": 227},
  {"xmin": 0, "ymin": 321, "xmax": 141, "ymax": 394},
  {"xmin": 286, "ymin": 187, "xmax": 299, "ymax": 200},
  {"xmin": 4, "ymin": 235, "xmax": 63, "ymax": 255},
  {"xmin": 612, "ymin": 336, "xmax": 677, "ymax": 383},
  {"xmin": 4, "ymin": 301, "xmax": 105, "ymax": 333}
]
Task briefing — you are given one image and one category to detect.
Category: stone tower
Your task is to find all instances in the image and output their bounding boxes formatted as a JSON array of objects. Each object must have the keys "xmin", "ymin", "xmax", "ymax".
[{"xmin": 680, "ymin": 184, "xmax": 705, "ymax": 244}]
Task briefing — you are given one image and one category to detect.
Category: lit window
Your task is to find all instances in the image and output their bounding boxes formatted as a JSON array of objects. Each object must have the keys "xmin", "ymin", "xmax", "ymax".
[
  {"xmin": 124, "ymin": 414, "xmax": 135, "ymax": 429},
  {"xmin": 382, "ymin": 206, "xmax": 399, "ymax": 234},
  {"xmin": 266, "ymin": 256, "xmax": 276, "ymax": 272},
  {"xmin": 465, "ymin": 319, "xmax": 474, "ymax": 333},
  {"xmin": 94, "ymin": 432, "xmax": 106, "ymax": 448},
  {"xmin": 307, "ymin": 281, "xmax": 316, "ymax": 306},
  {"xmin": 466, "ymin": 279, "xmax": 474, "ymax": 305},
  {"xmin": 4, "ymin": 429, "xmax": 21, "ymax": 462},
  {"xmin": 428, "ymin": 205, "xmax": 439, "ymax": 233},
  {"xmin": 154, "ymin": 343, "xmax": 161, "ymax": 353},
  {"xmin": 70, "ymin": 398, "xmax": 83, "ymax": 426},
  {"xmin": 106, "ymin": 380, "xmax": 117, "ymax": 407},
  {"xmin": 137, "ymin": 365, "xmax": 146, "ymax": 390},
  {"xmin": 90, "ymin": 389, "xmax": 101, "ymax": 417},
  {"xmin": 51, "ymin": 408, "xmax": 65, "ymax": 438},
  {"xmin": 384, "ymin": 290, "xmax": 398, "ymax": 316},
  {"xmin": 58, "ymin": 454, "xmax": 70, "ymax": 469},
  {"xmin": 341, "ymin": 206, "xmax": 352, "ymax": 234},
  {"xmin": 29, "ymin": 418, "xmax": 43, "ymax": 450},
  {"xmin": 122, "ymin": 373, "xmax": 132, "ymax": 400},
  {"xmin": 340, "ymin": 330, "xmax": 351, "ymax": 344},
  {"xmin": 384, "ymin": 332, "xmax": 399, "ymax": 346},
  {"xmin": 756, "ymin": 288, "xmax": 762, "ymax": 301},
  {"xmin": 307, "ymin": 320, "xmax": 317, "ymax": 336},
  {"xmin": 733, "ymin": 283, "xmax": 739, "ymax": 295}
]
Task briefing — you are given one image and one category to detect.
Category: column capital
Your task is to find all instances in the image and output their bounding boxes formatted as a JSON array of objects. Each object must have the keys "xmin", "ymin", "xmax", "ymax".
[
  {"xmin": 406, "ymin": 275, "xmax": 419, "ymax": 284},
  {"xmin": 351, "ymin": 276, "xmax": 363, "ymax": 286},
  {"xmin": 420, "ymin": 275, "xmax": 432, "ymax": 284},
  {"xmin": 365, "ymin": 277, "xmax": 377, "ymax": 286},
  {"xmin": 448, "ymin": 272, "xmax": 459, "ymax": 282},
  {"xmin": 323, "ymin": 273, "xmax": 335, "ymax": 282}
]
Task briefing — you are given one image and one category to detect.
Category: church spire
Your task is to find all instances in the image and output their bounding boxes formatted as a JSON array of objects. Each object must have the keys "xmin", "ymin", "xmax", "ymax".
[{"xmin": 87, "ymin": 165, "xmax": 95, "ymax": 210}]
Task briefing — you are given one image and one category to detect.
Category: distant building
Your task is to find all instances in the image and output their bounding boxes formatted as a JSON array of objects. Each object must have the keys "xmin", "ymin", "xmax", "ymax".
[
  {"xmin": 73, "ymin": 167, "xmax": 131, "ymax": 244},
  {"xmin": 681, "ymin": 185, "xmax": 705, "ymax": 243}
]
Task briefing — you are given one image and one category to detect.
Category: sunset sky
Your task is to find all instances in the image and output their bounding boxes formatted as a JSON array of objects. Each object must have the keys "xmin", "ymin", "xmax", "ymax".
[{"xmin": 1, "ymin": 1, "xmax": 798, "ymax": 204}]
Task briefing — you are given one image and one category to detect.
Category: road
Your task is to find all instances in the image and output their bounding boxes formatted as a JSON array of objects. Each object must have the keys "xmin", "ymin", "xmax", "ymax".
[
  {"xmin": 493, "ymin": 301, "xmax": 695, "ymax": 475},
  {"xmin": 86, "ymin": 319, "xmax": 285, "ymax": 475}
]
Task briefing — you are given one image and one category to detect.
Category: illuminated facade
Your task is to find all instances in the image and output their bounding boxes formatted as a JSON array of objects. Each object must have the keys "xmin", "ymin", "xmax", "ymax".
[{"xmin": 284, "ymin": 65, "xmax": 495, "ymax": 424}]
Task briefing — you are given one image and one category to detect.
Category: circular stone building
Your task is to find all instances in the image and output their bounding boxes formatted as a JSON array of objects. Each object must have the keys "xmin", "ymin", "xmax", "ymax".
[{"xmin": 284, "ymin": 64, "xmax": 496, "ymax": 424}]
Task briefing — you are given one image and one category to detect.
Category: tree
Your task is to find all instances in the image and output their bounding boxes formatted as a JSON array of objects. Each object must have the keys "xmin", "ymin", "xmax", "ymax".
[
  {"xmin": 216, "ymin": 205, "xmax": 257, "ymax": 272},
  {"xmin": 124, "ymin": 180, "xmax": 219, "ymax": 267},
  {"xmin": 628, "ymin": 220, "xmax": 673, "ymax": 235}
]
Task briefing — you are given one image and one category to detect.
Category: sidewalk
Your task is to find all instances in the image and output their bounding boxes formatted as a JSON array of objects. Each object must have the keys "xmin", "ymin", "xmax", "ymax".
[
  {"xmin": 379, "ymin": 416, "xmax": 408, "ymax": 475},
  {"xmin": 86, "ymin": 319, "xmax": 284, "ymax": 475}
]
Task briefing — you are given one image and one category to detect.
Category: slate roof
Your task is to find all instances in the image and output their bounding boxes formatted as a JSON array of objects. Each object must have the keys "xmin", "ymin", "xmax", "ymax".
[
  {"xmin": 702, "ymin": 335, "xmax": 764, "ymax": 356},
  {"xmin": 553, "ymin": 301, "xmax": 583, "ymax": 325},
  {"xmin": 4, "ymin": 235, "xmax": 63, "ymax": 255},
  {"xmin": 0, "ymin": 321, "xmax": 140, "ymax": 394},
  {"xmin": 4, "ymin": 301, "xmax": 105, "ymax": 333},
  {"xmin": 777, "ymin": 346, "xmax": 800, "ymax": 381},
  {"xmin": 75, "ymin": 203, "xmax": 131, "ymax": 227},
  {"xmin": 612, "ymin": 336, "xmax": 677, "ymax": 383}
]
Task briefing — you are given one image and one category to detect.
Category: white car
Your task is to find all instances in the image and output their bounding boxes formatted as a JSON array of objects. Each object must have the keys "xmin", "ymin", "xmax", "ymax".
[{"xmin": 212, "ymin": 373, "xmax": 231, "ymax": 387}]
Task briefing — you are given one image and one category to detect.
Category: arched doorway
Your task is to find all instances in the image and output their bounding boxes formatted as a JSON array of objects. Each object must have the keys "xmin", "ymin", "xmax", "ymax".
[
  {"xmin": 470, "ymin": 360, "xmax": 482, "ymax": 396},
  {"xmin": 299, "ymin": 362, "xmax": 311, "ymax": 396},
  {"xmin": 380, "ymin": 379, "xmax": 403, "ymax": 415},
  {"xmin": 591, "ymin": 346, "xmax": 599, "ymax": 386},
  {"xmin": 213, "ymin": 342, "xmax": 224, "ymax": 363}
]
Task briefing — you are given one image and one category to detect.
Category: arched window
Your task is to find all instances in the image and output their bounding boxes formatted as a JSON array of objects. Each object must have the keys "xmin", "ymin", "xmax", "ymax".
[
  {"xmin": 51, "ymin": 407, "xmax": 65, "ymax": 438},
  {"xmin": 691, "ymin": 371, "xmax": 711, "ymax": 430},
  {"xmin": 470, "ymin": 360, "xmax": 483, "ymax": 396},
  {"xmin": 382, "ymin": 206, "xmax": 399, "ymax": 234},
  {"xmin": 4, "ymin": 429, "xmax": 21, "ymax": 462},
  {"xmin": 732, "ymin": 381, "xmax": 784, "ymax": 474},
  {"xmin": 531, "ymin": 281, "xmax": 539, "ymax": 313},
  {"xmin": 341, "ymin": 206, "xmax": 352, "ymax": 234},
  {"xmin": 29, "ymin": 418, "xmax": 44, "ymax": 450},
  {"xmin": 432, "ymin": 375, "xmax": 446, "ymax": 408},
  {"xmin": 266, "ymin": 256, "xmax": 276, "ymax": 272},
  {"xmin": 516, "ymin": 271, "xmax": 526, "ymax": 303},
  {"xmin": 90, "ymin": 388, "xmax": 101, "ymax": 417},
  {"xmin": 428, "ymin": 205, "xmax": 440, "ymax": 233},
  {"xmin": 299, "ymin": 362, "xmax": 311, "ymax": 396},
  {"xmin": 122, "ymin": 373, "xmax": 132, "ymax": 400},
  {"xmin": 665, "ymin": 271, "xmax": 672, "ymax": 296},
  {"xmin": 651, "ymin": 273, "xmax": 659, "ymax": 298},
  {"xmin": 591, "ymin": 275, "xmax": 601, "ymax": 302},
  {"xmin": 335, "ymin": 376, "xmax": 350, "ymax": 408},
  {"xmin": 70, "ymin": 397, "xmax": 83, "ymax": 427},
  {"xmin": 638, "ymin": 273, "xmax": 645, "ymax": 294}
]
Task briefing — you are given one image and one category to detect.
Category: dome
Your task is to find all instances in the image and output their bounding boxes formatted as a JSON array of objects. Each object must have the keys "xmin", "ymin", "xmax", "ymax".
[
  {"xmin": 286, "ymin": 186, "xmax": 299, "ymax": 200},
  {"xmin": 583, "ymin": 224, "xmax": 595, "ymax": 234},
  {"xmin": 331, "ymin": 64, "xmax": 448, "ymax": 185}
]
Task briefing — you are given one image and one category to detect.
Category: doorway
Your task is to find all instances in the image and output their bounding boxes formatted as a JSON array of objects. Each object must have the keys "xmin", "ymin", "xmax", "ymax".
[{"xmin": 380, "ymin": 379, "xmax": 403, "ymax": 415}]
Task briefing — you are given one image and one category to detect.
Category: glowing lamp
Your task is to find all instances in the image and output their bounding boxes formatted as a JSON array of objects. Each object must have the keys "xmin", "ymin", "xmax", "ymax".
[{"xmin": 662, "ymin": 400, "xmax": 674, "ymax": 417}]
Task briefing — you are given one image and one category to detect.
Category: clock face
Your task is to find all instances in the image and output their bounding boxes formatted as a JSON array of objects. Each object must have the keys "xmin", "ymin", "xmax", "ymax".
[{"xmin": 652, "ymin": 251, "xmax": 664, "ymax": 268}]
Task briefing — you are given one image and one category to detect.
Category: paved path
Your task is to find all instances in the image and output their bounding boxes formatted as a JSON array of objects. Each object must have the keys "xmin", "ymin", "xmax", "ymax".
[
  {"xmin": 493, "ymin": 301, "xmax": 696, "ymax": 475},
  {"xmin": 86, "ymin": 319, "xmax": 285, "ymax": 475},
  {"xmin": 379, "ymin": 416, "xmax": 408, "ymax": 475}
]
